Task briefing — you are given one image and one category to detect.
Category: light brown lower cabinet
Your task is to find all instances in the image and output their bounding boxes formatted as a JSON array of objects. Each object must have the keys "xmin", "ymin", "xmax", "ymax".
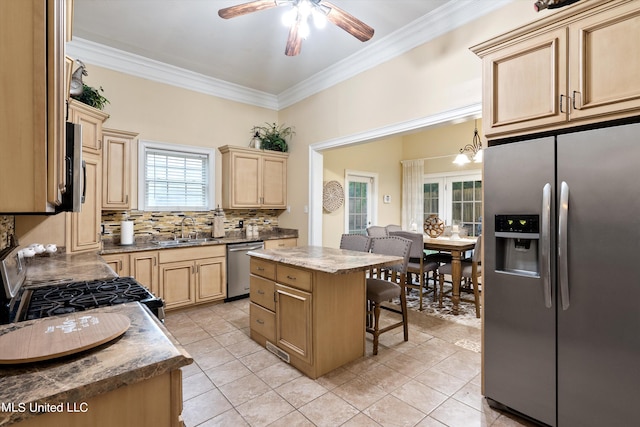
[
  {"xmin": 13, "ymin": 370, "xmax": 184, "ymax": 427},
  {"xmin": 102, "ymin": 253, "xmax": 129, "ymax": 276},
  {"xmin": 249, "ymin": 257, "xmax": 365, "ymax": 379},
  {"xmin": 159, "ymin": 246, "xmax": 226, "ymax": 310},
  {"xmin": 130, "ymin": 251, "xmax": 159, "ymax": 296},
  {"xmin": 102, "ymin": 251, "xmax": 159, "ymax": 296}
]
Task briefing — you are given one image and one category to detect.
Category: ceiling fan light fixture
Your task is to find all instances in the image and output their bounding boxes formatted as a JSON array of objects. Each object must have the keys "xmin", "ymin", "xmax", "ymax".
[
  {"xmin": 281, "ymin": 8, "xmax": 297, "ymax": 27},
  {"xmin": 312, "ymin": 8, "xmax": 327, "ymax": 29},
  {"xmin": 299, "ymin": 20, "xmax": 311, "ymax": 38}
]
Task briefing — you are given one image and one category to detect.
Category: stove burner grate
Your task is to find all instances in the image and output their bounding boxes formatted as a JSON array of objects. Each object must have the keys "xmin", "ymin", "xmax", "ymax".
[{"xmin": 23, "ymin": 277, "xmax": 161, "ymax": 321}]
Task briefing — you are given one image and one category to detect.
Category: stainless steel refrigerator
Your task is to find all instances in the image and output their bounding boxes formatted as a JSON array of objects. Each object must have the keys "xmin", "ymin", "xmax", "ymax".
[{"xmin": 483, "ymin": 121, "xmax": 640, "ymax": 427}]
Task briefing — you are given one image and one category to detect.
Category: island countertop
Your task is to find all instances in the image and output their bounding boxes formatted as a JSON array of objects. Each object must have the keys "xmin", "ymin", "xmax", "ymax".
[
  {"xmin": 0, "ymin": 303, "xmax": 192, "ymax": 426},
  {"xmin": 247, "ymin": 245, "xmax": 402, "ymax": 274}
]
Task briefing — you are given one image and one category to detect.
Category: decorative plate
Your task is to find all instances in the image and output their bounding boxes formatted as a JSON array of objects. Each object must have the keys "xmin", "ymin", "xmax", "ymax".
[
  {"xmin": 323, "ymin": 180, "xmax": 344, "ymax": 212},
  {"xmin": 424, "ymin": 215, "xmax": 445, "ymax": 238}
]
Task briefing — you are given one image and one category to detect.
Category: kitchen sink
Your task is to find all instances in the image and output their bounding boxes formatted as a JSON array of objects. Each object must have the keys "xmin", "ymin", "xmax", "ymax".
[{"xmin": 153, "ymin": 238, "xmax": 221, "ymax": 247}]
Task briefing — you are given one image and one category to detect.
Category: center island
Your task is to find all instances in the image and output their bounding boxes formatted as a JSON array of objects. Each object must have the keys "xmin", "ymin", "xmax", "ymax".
[{"xmin": 247, "ymin": 246, "xmax": 403, "ymax": 379}]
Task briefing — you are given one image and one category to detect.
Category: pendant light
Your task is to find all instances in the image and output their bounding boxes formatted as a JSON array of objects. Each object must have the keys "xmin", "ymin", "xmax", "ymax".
[{"xmin": 453, "ymin": 120, "xmax": 483, "ymax": 165}]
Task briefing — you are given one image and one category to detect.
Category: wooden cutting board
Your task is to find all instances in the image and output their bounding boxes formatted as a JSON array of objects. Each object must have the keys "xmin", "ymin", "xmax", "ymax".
[{"xmin": 0, "ymin": 313, "xmax": 130, "ymax": 364}]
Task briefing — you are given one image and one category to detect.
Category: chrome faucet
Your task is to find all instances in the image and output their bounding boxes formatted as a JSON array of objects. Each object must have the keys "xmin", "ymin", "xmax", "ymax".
[{"xmin": 180, "ymin": 217, "xmax": 196, "ymax": 239}]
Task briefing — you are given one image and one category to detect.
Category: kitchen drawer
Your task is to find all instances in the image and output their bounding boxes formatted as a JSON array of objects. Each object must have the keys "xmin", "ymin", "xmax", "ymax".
[
  {"xmin": 250, "ymin": 302, "xmax": 276, "ymax": 342},
  {"xmin": 250, "ymin": 258, "xmax": 276, "ymax": 280},
  {"xmin": 277, "ymin": 265, "xmax": 312, "ymax": 292},
  {"xmin": 158, "ymin": 245, "xmax": 225, "ymax": 263},
  {"xmin": 264, "ymin": 238, "xmax": 297, "ymax": 249},
  {"xmin": 250, "ymin": 275, "xmax": 275, "ymax": 311}
]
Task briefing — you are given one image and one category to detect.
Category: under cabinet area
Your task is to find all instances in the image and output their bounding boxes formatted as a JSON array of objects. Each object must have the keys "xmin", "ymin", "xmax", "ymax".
[
  {"xmin": 472, "ymin": 0, "xmax": 640, "ymax": 139},
  {"xmin": 159, "ymin": 246, "xmax": 226, "ymax": 310},
  {"xmin": 219, "ymin": 145, "xmax": 288, "ymax": 209}
]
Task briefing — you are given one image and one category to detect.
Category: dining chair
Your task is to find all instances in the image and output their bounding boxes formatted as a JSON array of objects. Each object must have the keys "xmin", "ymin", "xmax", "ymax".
[
  {"xmin": 437, "ymin": 235, "xmax": 482, "ymax": 317},
  {"xmin": 389, "ymin": 231, "xmax": 439, "ymax": 311},
  {"xmin": 339, "ymin": 234, "xmax": 371, "ymax": 252},
  {"xmin": 385, "ymin": 224, "xmax": 402, "ymax": 233},
  {"xmin": 366, "ymin": 236, "xmax": 411, "ymax": 355},
  {"xmin": 366, "ymin": 226, "xmax": 388, "ymax": 237}
]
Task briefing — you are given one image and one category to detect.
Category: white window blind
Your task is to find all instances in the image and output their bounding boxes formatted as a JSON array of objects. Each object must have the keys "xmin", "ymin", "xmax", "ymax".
[{"xmin": 139, "ymin": 141, "xmax": 214, "ymax": 211}]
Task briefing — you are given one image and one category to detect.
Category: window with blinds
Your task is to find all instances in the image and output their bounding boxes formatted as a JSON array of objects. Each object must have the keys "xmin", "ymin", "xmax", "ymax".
[{"xmin": 138, "ymin": 141, "xmax": 215, "ymax": 211}]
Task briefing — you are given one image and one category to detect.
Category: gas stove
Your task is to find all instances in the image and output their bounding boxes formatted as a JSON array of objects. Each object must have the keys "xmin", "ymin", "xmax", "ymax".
[
  {"xmin": 19, "ymin": 276, "xmax": 164, "ymax": 322},
  {"xmin": 0, "ymin": 245, "xmax": 164, "ymax": 324}
]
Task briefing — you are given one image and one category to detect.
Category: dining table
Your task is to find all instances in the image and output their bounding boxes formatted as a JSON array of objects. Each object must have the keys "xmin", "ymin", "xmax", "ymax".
[{"xmin": 423, "ymin": 235, "xmax": 477, "ymax": 315}]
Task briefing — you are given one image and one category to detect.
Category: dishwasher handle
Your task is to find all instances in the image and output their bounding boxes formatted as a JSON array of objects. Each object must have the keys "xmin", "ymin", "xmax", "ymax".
[{"xmin": 228, "ymin": 243, "xmax": 264, "ymax": 252}]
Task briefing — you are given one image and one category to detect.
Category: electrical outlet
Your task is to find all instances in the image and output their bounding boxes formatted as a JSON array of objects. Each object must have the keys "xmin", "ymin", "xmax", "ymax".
[
  {"xmin": 238, "ymin": 220, "xmax": 244, "ymax": 228},
  {"xmin": 101, "ymin": 224, "xmax": 105, "ymax": 235},
  {"xmin": 264, "ymin": 220, "xmax": 270, "ymax": 224}
]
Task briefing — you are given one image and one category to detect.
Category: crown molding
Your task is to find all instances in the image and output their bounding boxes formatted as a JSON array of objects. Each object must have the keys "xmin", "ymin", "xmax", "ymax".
[
  {"xmin": 66, "ymin": 38, "xmax": 280, "ymax": 110},
  {"xmin": 67, "ymin": 0, "xmax": 512, "ymax": 111}
]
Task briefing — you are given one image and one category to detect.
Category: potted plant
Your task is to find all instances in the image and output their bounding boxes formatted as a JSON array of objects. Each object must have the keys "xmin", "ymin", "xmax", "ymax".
[
  {"xmin": 71, "ymin": 84, "xmax": 110, "ymax": 110},
  {"xmin": 251, "ymin": 122, "xmax": 295, "ymax": 152}
]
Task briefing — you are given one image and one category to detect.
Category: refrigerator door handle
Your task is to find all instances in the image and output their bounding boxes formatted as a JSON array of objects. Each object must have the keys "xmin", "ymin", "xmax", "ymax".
[
  {"xmin": 559, "ymin": 181, "xmax": 570, "ymax": 310},
  {"xmin": 541, "ymin": 183, "xmax": 552, "ymax": 308}
]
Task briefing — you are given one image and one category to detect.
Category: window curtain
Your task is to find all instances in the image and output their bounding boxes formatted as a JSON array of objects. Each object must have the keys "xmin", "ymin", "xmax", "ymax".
[{"xmin": 401, "ymin": 159, "xmax": 424, "ymax": 231}]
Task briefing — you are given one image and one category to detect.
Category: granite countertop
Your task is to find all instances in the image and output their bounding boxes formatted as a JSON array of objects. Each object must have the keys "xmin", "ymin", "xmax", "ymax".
[
  {"xmin": 101, "ymin": 228, "xmax": 299, "ymax": 255},
  {"xmin": 23, "ymin": 251, "xmax": 116, "ymax": 285},
  {"xmin": 0, "ymin": 303, "xmax": 192, "ymax": 426},
  {"xmin": 247, "ymin": 245, "xmax": 403, "ymax": 274}
]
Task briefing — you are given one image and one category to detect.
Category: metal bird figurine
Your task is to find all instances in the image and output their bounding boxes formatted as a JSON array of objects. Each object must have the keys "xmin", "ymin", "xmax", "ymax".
[{"xmin": 69, "ymin": 60, "xmax": 87, "ymax": 97}]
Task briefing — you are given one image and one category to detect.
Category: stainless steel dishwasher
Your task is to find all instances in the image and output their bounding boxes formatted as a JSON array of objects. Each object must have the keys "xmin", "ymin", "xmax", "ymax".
[{"xmin": 226, "ymin": 241, "xmax": 264, "ymax": 301}]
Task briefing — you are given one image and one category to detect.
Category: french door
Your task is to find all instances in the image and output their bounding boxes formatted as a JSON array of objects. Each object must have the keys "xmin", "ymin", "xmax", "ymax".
[{"xmin": 424, "ymin": 171, "xmax": 482, "ymax": 237}]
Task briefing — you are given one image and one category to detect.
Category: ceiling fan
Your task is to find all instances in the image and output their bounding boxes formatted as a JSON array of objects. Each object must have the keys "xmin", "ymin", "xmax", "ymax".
[{"xmin": 218, "ymin": 0, "xmax": 375, "ymax": 56}]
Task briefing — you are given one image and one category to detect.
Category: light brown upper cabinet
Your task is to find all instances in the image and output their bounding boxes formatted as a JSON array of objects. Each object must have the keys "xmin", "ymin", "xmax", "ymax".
[
  {"xmin": 102, "ymin": 128, "xmax": 137, "ymax": 210},
  {"xmin": 471, "ymin": 0, "xmax": 640, "ymax": 140},
  {"xmin": 219, "ymin": 146, "xmax": 288, "ymax": 209},
  {"xmin": 66, "ymin": 101, "xmax": 108, "ymax": 253},
  {"xmin": 0, "ymin": 0, "xmax": 67, "ymax": 213},
  {"xmin": 68, "ymin": 99, "xmax": 109, "ymax": 155}
]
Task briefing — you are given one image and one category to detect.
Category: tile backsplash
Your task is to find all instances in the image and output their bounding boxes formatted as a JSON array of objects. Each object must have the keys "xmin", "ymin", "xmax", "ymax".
[
  {"xmin": 101, "ymin": 209, "xmax": 281, "ymax": 241},
  {"xmin": 0, "ymin": 216, "xmax": 15, "ymax": 251}
]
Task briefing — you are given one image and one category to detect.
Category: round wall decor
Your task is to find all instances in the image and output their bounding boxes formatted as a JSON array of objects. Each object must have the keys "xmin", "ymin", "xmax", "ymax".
[{"xmin": 323, "ymin": 180, "xmax": 344, "ymax": 212}]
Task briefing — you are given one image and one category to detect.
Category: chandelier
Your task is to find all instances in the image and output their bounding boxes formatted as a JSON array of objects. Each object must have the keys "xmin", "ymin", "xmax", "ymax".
[{"xmin": 453, "ymin": 121, "xmax": 483, "ymax": 165}]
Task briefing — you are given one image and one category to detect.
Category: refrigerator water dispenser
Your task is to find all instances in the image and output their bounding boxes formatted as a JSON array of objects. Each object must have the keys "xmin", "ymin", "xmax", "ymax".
[{"xmin": 494, "ymin": 214, "xmax": 540, "ymax": 277}]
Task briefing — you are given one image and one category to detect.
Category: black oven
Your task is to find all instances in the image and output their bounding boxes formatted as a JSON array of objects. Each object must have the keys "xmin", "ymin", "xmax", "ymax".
[{"xmin": 0, "ymin": 245, "xmax": 164, "ymax": 324}]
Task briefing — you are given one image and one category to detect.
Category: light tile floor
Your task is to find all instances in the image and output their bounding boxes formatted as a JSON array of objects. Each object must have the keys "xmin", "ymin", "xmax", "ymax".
[{"xmin": 165, "ymin": 299, "xmax": 535, "ymax": 427}]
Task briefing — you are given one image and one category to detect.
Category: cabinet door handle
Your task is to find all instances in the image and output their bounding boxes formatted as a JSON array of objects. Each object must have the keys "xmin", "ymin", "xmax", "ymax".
[
  {"xmin": 125, "ymin": 195, "xmax": 129, "ymax": 204},
  {"xmin": 257, "ymin": 289, "xmax": 265, "ymax": 295},
  {"xmin": 256, "ymin": 319, "xmax": 264, "ymax": 325},
  {"xmin": 560, "ymin": 94, "xmax": 567, "ymax": 113},
  {"xmin": 286, "ymin": 275, "xmax": 297, "ymax": 280},
  {"xmin": 153, "ymin": 257, "xmax": 157, "ymax": 266},
  {"xmin": 572, "ymin": 90, "xmax": 581, "ymax": 110},
  {"xmin": 256, "ymin": 267, "xmax": 265, "ymax": 271}
]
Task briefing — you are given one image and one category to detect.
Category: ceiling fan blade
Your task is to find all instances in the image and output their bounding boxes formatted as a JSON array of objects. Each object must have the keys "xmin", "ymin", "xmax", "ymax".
[
  {"xmin": 323, "ymin": 1, "xmax": 374, "ymax": 42},
  {"xmin": 285, "ymin": 22, "xmax": 303, "ymax": 56},
  {"xmin": 218, "ymin": 0, "xmax": 278, "ymax": 19}
]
